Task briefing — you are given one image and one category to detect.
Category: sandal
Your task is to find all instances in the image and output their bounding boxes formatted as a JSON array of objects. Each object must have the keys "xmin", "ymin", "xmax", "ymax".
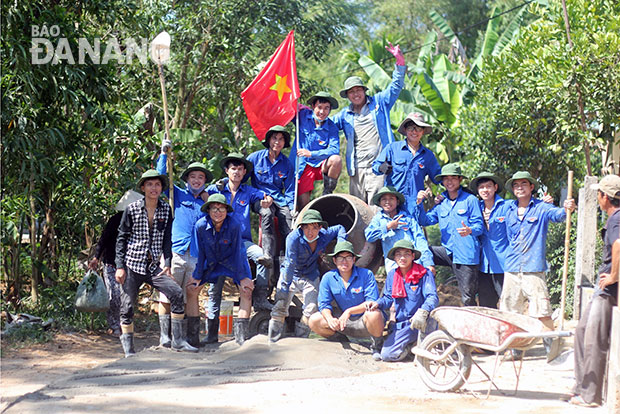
[{"xmin": 568, "ymin": 395, "xmax": 599, "ymax": 408}]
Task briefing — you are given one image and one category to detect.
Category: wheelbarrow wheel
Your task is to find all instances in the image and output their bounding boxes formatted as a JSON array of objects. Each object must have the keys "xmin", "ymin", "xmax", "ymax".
[{"xmin": 416, "ymin": 330, "xmax": 472, "ymax": 392}]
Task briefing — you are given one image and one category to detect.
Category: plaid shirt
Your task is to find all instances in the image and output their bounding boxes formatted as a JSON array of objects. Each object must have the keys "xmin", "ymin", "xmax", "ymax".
[{"xmin": 115, "ymin": 198, "xmax": 172, "ymax": 274}]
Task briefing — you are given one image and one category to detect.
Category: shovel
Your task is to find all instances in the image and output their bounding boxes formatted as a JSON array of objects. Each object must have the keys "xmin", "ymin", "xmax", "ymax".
[{"xmin": 547, "ymin": 170, "xmax": 574, "ymax": 362}]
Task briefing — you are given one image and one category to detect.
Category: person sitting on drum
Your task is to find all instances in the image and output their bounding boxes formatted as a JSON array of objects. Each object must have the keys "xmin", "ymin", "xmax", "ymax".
[{"xmin": 367, "ymin": 239, "xmax": 438, "ymax": 361}]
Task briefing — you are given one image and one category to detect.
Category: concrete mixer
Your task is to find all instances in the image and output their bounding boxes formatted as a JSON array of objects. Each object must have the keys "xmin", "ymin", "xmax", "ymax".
[{"xmin": 295, "ymin": 193, "xmax": 384, "ymax": 273}]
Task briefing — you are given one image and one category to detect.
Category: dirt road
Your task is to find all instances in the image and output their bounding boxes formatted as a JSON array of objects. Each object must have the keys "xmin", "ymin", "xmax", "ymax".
[{"xmin": 0, "ymin": 330, "xmax": 602, "ymax": 413}]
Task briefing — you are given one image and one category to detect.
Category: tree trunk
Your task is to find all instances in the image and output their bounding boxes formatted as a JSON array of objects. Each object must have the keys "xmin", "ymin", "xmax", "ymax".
[
  {"xmin": 181, "ymin": 39, "xmax": 210, "ymax": 128},
  {"xmin": 172, "ymin": 50, "xmax": 191, "ymax": 129},
  {"xmin": 28, "ymin": 174, "xmax": 39, "ymax": 303}
]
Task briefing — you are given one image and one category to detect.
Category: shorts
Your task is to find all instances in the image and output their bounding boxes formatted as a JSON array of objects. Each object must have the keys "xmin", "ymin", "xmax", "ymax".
[
  {"xmin": 157, "ymin": 250, "xmax": 196, "ymax": 304},
  {"xmin": 499, "ymin": 271, "xmax": 552, "ymax": 318},
  {"xmin": 298, "ymin": 162, "xmax": 324, "ymax": 194}
]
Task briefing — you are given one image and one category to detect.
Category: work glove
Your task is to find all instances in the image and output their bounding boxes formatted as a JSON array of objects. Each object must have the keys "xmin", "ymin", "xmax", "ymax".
[
  {"xmin": 274, "ymin": 288, "xmax": 289, "ymax": 303},
  {"xmin": 161, "ymin": 138, "xmax": 172, "ymax": 153},
  {"xmin": 378, "ymin": 161, "xmax": 393, "ymax": 175},
  {"xmin": 409, "ymin": 308, "xmax": 429, "ymax": 332},
  {"xmin": 386, "ymin": 42, "xmax": 406, "ymax": 66},
  {"xmin": 215, "ymin": 178, "xmax": 227, "ymax": 192}
]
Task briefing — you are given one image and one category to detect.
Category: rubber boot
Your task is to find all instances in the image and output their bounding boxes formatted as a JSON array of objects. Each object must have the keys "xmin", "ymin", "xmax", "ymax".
[
  {"xmin": 294, "ymin": 321, "xmax": 310, "ymax": 338},
  {"xmin": 119, "ymin": 333, "xmax": 136, "ymax": 358},
  {"xmin": 158, "ymin": 314, "xmax": 171, "ymax": 348},
  {"xmin": 233, "ymin": 318, "xmax": 250, "ymax": 345},
  {"xmin": 252, "ymin": 287, "xmax": 273, "ymax": 311},
  {"xmin": 370, "ymin": 336, "xmax": 384, "ymax": 361},
  {"xmin": 171, "ymin": 318, "xmax": 198, "ymax": 352},
  {"xmin": 268, "ymin": 319, "xmax": 285, "ymax": 343},
  {"xmin": 187, "ymin": 316, "xmax": 201, "ymax": 348},
  {"xmin": 322, "ymin": 174, "xmax": 337, "ymax": 195},
  {"xmin": 203, "ymin": 318, "xmax": 219, "ymax": 344}
]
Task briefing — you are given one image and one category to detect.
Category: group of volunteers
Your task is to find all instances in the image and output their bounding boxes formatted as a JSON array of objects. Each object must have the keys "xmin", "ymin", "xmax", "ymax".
[{"xmin": 89, "ymin": 41, "xmax": 617, "ymax": 406}]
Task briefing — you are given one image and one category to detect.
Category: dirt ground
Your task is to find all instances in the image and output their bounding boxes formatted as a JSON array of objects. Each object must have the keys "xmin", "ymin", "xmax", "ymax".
[{"xmin": 0, "ymin": 323, "xmax": 606, "ymax": 414}]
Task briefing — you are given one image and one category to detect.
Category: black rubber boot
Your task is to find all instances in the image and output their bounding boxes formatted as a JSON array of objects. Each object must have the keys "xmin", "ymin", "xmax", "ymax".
[
  {"xmin": 187, "ymin": 316, "xmax": 201, "ymax": 348},
  {"xmin": 294, "ymin": 321, "xmax": 310, "ymax": 338},
  {"xmin": 203, "ymin": 318, "xmax": 219, "ymax": 344},
  {"xmin": 233, "ymin": 318, "xmax": 250, "ymax": 345},
  {"xmin": 252, "ymin": 287, "xmax": 273, "ymax": 311},
  {"xmin": 370, "ymin": 336, "xmax": 384, "ymax": 361},
  {"xmin": 119, "ymin": 333, "xmax": 136, "ymax": 358},
  {"xmin": 158, "ymin": 314, "xmax": 171, "ymax": 348},
  {"xmin": 171, "ymin": 318, "xmax": 198, "ymax": 352},
  {"xmin": 322, "ymin": 174, "xmax": 337, "ymax": 195},
  {"xmin": 268, "ymin": 319, "xmax": 284, "ymax": 343}
]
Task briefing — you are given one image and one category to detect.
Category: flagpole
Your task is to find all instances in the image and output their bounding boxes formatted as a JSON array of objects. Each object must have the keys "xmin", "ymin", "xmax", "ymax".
[{"xmin": 293, "ymin": 104, "xmax": 300, "ymax": 217}]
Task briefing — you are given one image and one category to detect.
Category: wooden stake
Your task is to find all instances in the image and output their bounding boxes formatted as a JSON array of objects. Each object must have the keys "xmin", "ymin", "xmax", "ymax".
[{"xmin": 559, "ymin": 170, "xmax": 574, "ymax": 330}]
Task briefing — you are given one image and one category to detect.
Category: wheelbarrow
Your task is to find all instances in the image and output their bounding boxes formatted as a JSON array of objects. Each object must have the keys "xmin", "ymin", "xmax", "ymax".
[{"xmin": 411, "ymin": 306, "xmax": 573, "ymax": 396}]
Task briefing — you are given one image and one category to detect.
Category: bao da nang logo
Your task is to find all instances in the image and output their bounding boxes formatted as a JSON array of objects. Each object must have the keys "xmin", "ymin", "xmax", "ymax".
[{"xmin": 30, "ymin": 25, "xmax": 170, "ymax": 65}]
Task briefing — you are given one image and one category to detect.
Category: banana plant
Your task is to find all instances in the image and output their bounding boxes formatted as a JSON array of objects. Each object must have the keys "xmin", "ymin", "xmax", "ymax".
[{"xmin": 355, "ymin": 6, "xmax": 529, "ymax": 162}]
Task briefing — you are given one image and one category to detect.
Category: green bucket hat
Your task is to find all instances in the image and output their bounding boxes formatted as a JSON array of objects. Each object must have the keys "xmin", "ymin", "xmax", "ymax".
[
  {"xmin": 137, "ymin": 169, "xmax": 168, "ymax": 192},
  {"xmin": 263, "ymin": 125, "xmax": 291, "ymax": 149},
  {"xmin": 328, "ymin": 240, "xmax": 361, "ymax": 258},
  {"xmin": 200, "ymin": 193, "xmax": 233, "ymax": 214},
  {"xmin": 307, "ymin": 91, "xmax": 339, "ymax": 110},
  {"xmin": 397, "ymin": 112, "xmax": 432, "ymax": 136},
  {"xmin": 434, "ymin": 163, "xmax": 468, "ymax": 182},
  {"xmin": 339, "ymin": 76, "xmax": 368, "ymax": 98},
  {"xmin": 371, "ymin": 186, "xmax": 405, "ymax": 207},
  {"xmin": 387, "ymin": 239, "xmax": 421, "ymax": 261},
  {"xmin": 470, "ymin": 171, "xmax": 503, "ymax": 193},
  {"xmin": 181, "ymin": 162, "xmax": 213, "ymax": 183},
  {"xmin": 299, "ymin": 209, "xmax": 328, "ymax": 228},
  {"xmin": 505, "ymin": 171, "xmax": 539, "ymax": 194},
  {"xmin": 220, "ymin": 152, "xmax": 253, "ymax": 177}
]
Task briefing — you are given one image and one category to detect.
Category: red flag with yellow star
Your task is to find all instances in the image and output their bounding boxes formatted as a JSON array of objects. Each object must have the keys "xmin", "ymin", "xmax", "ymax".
[{"xmin": 241, "ymin": 30, "xmax": 299, "ymax": 141}]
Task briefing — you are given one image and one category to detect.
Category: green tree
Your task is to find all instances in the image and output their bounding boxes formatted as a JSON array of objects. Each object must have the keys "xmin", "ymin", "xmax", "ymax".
[{"xmin": 457, "ymin": 0, "xmax": 619, "ymax": 194}]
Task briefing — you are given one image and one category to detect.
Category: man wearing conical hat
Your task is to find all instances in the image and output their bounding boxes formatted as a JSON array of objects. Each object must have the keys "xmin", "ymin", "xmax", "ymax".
[{"xmin": 88, "ymin": 190, "xmax": 142, "ymax": 337}]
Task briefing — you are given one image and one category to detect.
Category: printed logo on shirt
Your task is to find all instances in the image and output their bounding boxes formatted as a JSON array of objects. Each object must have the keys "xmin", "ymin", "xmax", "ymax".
[
  {"xmin": 351, "ymin": 287, "xmax": 362, "ymax": 294},
  {"xmin": 318, "ymin": 139, "xmax": 326, "ymax": 146},
  {"xmin": 222, "ymin": 239, "xmax": 230, "ymax": 244},
  {"xmin": 277, "ymin": 171, "xmax": 285, "ymax": 178},
  {"xmin": 410, "ymin": 285, "xmax": 418, "ymax": 292},
  {"xmin": 527, "ymin": 216, "xmax": 537, "ymax": 222},
  {"xmin": 418, "ymin": 163, "xmax": 425, "ymax": 169},
  {"xmin": 457, "ymin": 209, "xmax": 466, "ymax": 214},
  {"xmin": 238, "ymin": 199, "xmax": 247, "ymax": 206},
  {"xmin": 498, "ymin": 216, "xmax": 505, "ymax": 222}
]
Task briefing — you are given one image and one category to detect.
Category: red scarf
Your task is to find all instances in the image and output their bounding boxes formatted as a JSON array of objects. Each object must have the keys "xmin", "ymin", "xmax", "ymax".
[{"xmin": 392, "ymin": 263, "xmax": 427, "ymax": 298}]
